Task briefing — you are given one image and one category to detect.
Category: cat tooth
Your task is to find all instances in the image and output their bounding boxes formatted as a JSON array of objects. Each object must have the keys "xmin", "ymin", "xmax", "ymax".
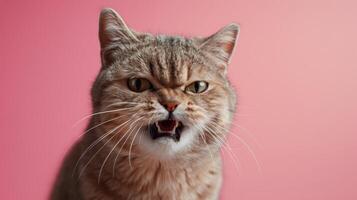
[
  {"xmin": 155, "ymin": 122, "xmax": 166, "ymax": 133},
  {"xmin": 173, "ymin": 121, "xmax": 179, "ymax": 130},
  {"xmin": 155, "ymin": 122, "xmax": 161, "ymax": 132}
]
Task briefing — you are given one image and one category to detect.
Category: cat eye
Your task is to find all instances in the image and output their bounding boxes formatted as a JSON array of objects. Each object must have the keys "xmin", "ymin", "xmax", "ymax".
[
  {"xmin": 127, "ymin": 78, "xmax": 152, "ymax": 92},
  {"xmin": 185, "ymin": 81, "xmax": 209, "ymax": 94}
]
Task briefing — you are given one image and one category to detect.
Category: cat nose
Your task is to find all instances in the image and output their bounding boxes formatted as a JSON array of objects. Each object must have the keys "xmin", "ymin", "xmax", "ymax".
[{"xmin": 160, "ymin": 101, "xmax": 179, "ymax": 112}]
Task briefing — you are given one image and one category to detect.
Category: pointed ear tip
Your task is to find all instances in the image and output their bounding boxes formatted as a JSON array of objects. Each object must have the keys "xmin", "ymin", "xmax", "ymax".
[
  {"xmin": 100, "ymin": 8, "xmax": 120, "ymax": 18},
  {"xmin": 226, "ymin": 23, "xmax": 240, "ymax": 33}
]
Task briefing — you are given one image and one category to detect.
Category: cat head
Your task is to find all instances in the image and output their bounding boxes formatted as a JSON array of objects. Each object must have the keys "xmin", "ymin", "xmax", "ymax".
[{"xmin": 91, "ymin": 8, "xmax": 239, "ymax": 159}]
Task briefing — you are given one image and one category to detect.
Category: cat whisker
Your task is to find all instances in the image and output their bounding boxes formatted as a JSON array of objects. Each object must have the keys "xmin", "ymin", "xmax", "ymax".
[
  {"xmin": 73, "ymin": 123, "xmax": 121, "ymax": 177},
  {"xmin": 203, "ymin": 126, "xmax": 241, "ymax": 175},
  {"xmin": 76, "ymin": 112, "xmax": 136, "ymax": 139},
  {"xmin": 197, "ymin": 123, "xmax": 239, "ymax": 170},
  {"xmin": 104, "ymin": 101, "xmax": 144, "ymax": 109},
  {"xmin": 204, "ymin": 125, "xmax": 228, "ymax": 146},
  {"xmin": 112, "ymin": 117, "xmax": 144, "ymax": 176},
  {"xmin": 192, "ymin": 123, "xmax": 215, "ymax": 164},
  {"xmin": 220, "ymin": 142, "xmax": 242, "ymax": 175},
  {"xmin": 228, "ymin": 122, "xmax": 263, "ymax": 149},
  {"xmin": 128, "ymin": 122, "xmax": 144, "ymax": 169},
  {"xmin": 227, "ymin": 131, "xmax": 262, "ymax": 173},
  {"xmin": 208, "ymin": 121, "xmax": 262, "ymax": 173},
  {"xmin": 195, "ymin": 122, "xmax": 240, "ymax": 175},
  {"xmin": 75, "ymin": 114, "xmax": 137, "ymax": 179},
  {"xmin": 138, "ymin": 114, "xmax": 156, "ymax": 148},
  {"xmin": 72, "ymin": 106, "xmax": 141, "ymax": 128},
  {"xmin": 98, "ymin": 116, "xmax": 144, "ymax": 183},
  {"xmin": 73, "ymin": 113, "xmax": 138, "ymax": 176}
]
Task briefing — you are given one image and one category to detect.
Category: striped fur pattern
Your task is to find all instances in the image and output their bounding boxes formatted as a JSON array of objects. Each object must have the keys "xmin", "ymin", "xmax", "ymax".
[{"xmin": 51, "ymin": 8, "xmax": 239, "ymax": 200}]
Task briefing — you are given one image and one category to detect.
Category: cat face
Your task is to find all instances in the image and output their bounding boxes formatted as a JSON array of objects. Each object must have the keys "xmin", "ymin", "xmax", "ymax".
[{"xmin": 91, "ymin": 9, "xmax": 238, "ymax": 159}]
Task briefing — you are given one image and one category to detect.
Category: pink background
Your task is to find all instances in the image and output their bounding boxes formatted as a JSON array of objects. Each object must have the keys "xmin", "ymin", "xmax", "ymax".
[{"xmin": 1, "ymin": 0, "xmax": 357, "ymax": 199}]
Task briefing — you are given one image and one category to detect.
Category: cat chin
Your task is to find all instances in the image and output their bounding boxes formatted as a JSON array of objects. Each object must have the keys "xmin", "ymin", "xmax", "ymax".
[{"xmin": 139, "ymin": 129, "xmax": 196, "ymax": 159}]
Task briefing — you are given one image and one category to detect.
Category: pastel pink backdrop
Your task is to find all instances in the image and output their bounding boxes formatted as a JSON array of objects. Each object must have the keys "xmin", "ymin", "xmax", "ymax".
[{"xmin": 1, "ymin": 0, "xmax": 357, "ymax": 199}]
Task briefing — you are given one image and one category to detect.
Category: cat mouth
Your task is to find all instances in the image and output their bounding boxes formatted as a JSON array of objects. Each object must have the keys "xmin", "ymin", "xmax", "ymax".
[{"xmin": 149, "ymin": 120, "xmax": 184, "ymax": 142}]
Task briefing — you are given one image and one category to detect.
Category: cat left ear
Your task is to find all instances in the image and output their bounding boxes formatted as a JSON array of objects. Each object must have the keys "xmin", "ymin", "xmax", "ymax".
[
  {"xmin": 99, "ymin": 8, "xmax": 139, "ymax": 67},
  {"xmin": 99, "ymin": 8, "xmax": 139, "ymax": 48},
  {"xmin": 197, "ymin": 24, "xmax": 240, "ymax": 74}
]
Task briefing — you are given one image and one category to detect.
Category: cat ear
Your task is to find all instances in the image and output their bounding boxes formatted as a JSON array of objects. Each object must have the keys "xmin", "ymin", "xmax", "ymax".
[
  {"xmin": 99, "ymin": 8, "xmax": 139, "ymax": 67},
  {"xmin": 198, "ymin": 24, "xmax": 240, "ymax": 74}
]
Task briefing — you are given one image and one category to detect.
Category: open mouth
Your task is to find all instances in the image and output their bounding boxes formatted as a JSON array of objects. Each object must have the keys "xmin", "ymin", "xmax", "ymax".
[{"xmin": 149, "ymin": 120, "xmax": 184, "ymax": 142}]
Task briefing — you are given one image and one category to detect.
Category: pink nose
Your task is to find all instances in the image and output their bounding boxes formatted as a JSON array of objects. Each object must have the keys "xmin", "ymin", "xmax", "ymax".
[{"xmin": 161, "ymin": 102, "xmax": 178, "ymax": 112}]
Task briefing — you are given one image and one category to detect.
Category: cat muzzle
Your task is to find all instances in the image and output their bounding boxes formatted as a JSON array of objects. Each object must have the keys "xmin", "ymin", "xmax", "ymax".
[{"xmin": 149, "ymin": 120, "xmax": 184, "ymax": 142}]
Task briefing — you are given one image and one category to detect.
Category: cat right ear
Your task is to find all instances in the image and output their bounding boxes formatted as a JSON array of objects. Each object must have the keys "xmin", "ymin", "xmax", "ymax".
[
  {"xmin": 99, "ymin": 8, "xmax": 139, "ymax": 67},
  {"xmin": 196, "ymin": 24, "xmax": 240, "ymax": 75}
]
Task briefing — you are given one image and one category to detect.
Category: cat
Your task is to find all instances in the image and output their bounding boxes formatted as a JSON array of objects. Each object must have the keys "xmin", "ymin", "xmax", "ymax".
[{"xmin": 50, "ymin": 8, "xmax": 239, "ymax": 200}]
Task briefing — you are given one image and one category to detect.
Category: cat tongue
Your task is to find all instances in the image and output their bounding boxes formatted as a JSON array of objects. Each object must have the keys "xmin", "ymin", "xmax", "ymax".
[{"xmin": 157, "ymin": 120, "xmax": 177, "ymax": 132}]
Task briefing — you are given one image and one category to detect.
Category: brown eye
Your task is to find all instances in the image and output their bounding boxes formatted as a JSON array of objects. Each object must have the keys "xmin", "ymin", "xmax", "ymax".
[
  {"xmin": 127, "ymin": 78, "xmax": 152, "ymax": 92},
  {"xmin": 186, "ymin": 81, "xmax": 209, "ymax": 94}
]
